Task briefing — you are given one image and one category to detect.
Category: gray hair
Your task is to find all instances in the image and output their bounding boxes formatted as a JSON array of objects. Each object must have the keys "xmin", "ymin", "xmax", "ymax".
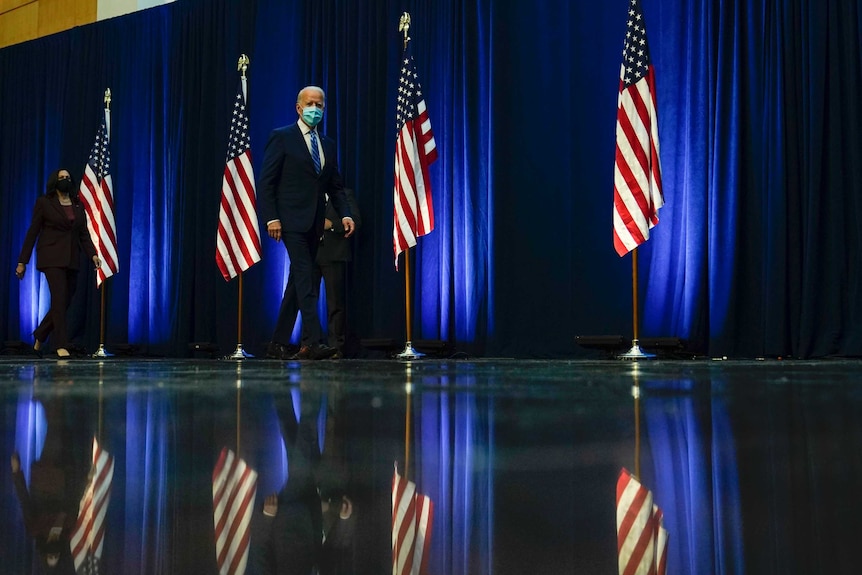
[{"xmin": 297, "ymin": 85, "xmax": 326, "ymax": 104}]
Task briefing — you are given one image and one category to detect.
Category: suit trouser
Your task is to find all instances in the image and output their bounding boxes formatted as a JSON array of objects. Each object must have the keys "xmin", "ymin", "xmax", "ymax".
[
  {"xmin": 275, "ymin": 258, "xmax": 347, "ymax": 350},
  {"xmin": 34, "ymin": 267, "xmax": 78, "ymax": 349},
  {"xmin": 274, "ymin": 229, "xmax": 322, "ymax": 346},
  {"xmin": 316, "ymin": 261, "xmax": 346, "ymax": 351}
]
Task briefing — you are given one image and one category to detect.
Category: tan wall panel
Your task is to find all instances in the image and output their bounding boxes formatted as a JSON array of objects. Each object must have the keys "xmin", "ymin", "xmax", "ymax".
[
  {"xmin": 0, "ymin": 0, "xmax": 36, "ymax": 16},
  {"xmin": 0, "ymin": 2, "xmax": 38, "ymax": 48},
  {"xmin": 37, "ymin": 0, "xmax": 96, "ymax": 38}
]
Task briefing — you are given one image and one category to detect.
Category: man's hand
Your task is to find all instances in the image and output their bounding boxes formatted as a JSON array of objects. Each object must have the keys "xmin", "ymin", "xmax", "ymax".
[
  {"xmin": 339, "ymin": 495, "xmax": 353, "ymax": 519},
  {"xmin": 15, "ymin": 263, "xmax": 25, "ymax": 280},
  {"xmin": 11, "ymin": 452, "xmax": 20, "ymax": 473},
  {"xmin": 324, "ymin": 218, "xmax": 333, "ymax": 231},
  {"xmin": 267, "ymin": 221, "xmax": 282, "ymax": 242},
  {"xmin": 341, "ymin": 217, "xmax": 355, "ymax": 238}
]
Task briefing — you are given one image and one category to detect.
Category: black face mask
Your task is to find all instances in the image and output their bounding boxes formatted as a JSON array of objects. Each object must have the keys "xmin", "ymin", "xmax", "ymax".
[{"xmin": 56, "ymin": 179, "xmax": 73, "ymax": 195}]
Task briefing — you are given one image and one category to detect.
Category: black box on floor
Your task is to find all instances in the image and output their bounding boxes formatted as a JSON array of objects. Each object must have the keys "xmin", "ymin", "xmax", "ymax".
[{"xmin": 189, "ymin": 342, "xmax": 219, "ymax": 359}]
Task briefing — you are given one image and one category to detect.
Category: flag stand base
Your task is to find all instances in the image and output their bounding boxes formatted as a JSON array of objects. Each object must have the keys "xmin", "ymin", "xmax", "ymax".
[
  {"xmin": 396, "ymin": 341, "xmax": 425, "ymax": 360},
  {"xmin": 225, "ymin": 344, "xmax": 253, "ymax": 360},
  {"xmin": 92, "ymin": 344, "xmax": 114, "ymax": 358},
  {"xmin": 617, "ymin": 340, "xmax": 656, "ymax": 360}
]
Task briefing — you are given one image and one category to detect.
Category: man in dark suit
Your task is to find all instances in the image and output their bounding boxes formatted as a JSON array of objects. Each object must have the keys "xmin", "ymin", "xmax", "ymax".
[
  {"xmin": 263, "ymin": 189, "xmax": 362, "ymax": 360},
  {"xmin": 259, "ymin": 86, "xmax": 355, "ymax": 360},
  {"xmin": 247, "ymin": 387, "xmax": 327, "ymax": 575},
  {"xmin": 247, "ymin": 386, "xmax": 366, "ymax": 575},
  {"xmin": 316, "ymin": 188, "xmax": 361, "ymax": 358}
]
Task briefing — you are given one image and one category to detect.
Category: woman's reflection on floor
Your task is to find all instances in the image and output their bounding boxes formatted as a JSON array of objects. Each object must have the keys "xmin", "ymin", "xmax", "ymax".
[{"xmin": 10, "ymin": 369, "xmax": 91, "ymax": 574}]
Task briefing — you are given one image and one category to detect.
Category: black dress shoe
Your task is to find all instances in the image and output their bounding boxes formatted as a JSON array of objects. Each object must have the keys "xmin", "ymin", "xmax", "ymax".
[
  {"xmin": 67, "ymin": 344, "xmax": 87, "ymax": 357},
  {"xmin": 265, "ymin": 341, "xmax": 283, "ymax": 359},
  {"xmin": 331, "ymin": 349, "xmax": 343, "ymax": 360},
  {"xmin": 291, "ymin": 344, "xmax": 337, "ymax": 360},
  {"xmin": 290, "ymin": 345, "xmax": 313, "ymax": 360},
  {"xmin": 266, "ymin": 342, "xmax": 298, "ymax": 360},
  {"xmin": 311, "ymin": 344, "xmax": 338, "ymax": 360}
]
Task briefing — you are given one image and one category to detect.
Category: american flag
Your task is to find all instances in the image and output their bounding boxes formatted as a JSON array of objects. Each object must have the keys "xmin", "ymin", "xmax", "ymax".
[
  {"xmin": 613, "ymin": 0, "xmax": 664, "ymax": 256},
  {"xmin": 70, "ymin": 437, "xmax": 114, "ymax": 574},
  {"xmin": 393, "ymin": 44, "xmax": 438, "ymax": 268},
  {"xmin": 392, "ymin": 466, "xmax": 434, "ymax": 575},
  {"xmin": 213, "ymin": 447, "xmax": 258, "ymax": 575},
  {"xmin": 78, "ymin": 108, "xmax": 119, "ymax": 286},
  {"xmin": 616, "ymin": 468, "xmax": 669, "ymax": 575},
  {"xmin": 216, "ymin": 77, "xmax": 262, "ymax": 281}
]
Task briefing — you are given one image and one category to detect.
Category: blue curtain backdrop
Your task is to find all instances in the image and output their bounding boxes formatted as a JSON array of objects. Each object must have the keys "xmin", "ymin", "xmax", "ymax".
[
  {"xmin": 643, "ymin": 379, "xmax": 744, "ymax": 574},
  {"xmin": 416, "ymin": 375, "xmax": 494, "ymax": 575},
  {"xmin": 1, "ymin": 0, "xmax": 861, "ymax": 358}
]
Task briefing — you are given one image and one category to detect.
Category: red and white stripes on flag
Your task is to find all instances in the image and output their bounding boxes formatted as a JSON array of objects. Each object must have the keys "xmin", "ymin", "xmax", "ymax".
[
  {"xmin": 70, "ymin": 437, "xmax": 114, "ymax": 573},
  {"xmin": 393, "ymin": 44, "xmax": 438, "ymax": 268},
  {"xmin": 78, "ymin": 106, "xmax": 119, "ymax": 286},
  {"xmin": 654, "ymin": 505, "xmax": 669, "ymax": 574},
  {"xmin": 616, "ymin": 468, "xmax": 669, "ymax": 575},
  {"xmin": 213, "ymin": 447, "xmax": 258, "ymax": 575},
  {"xmin": 216, "ymin": 76, "xmax": 262, "ymax": 281},
  {"xmin": 613, "ymin": 0, "xmax": 664, "ymax": 257},
  {"xmin": 392, "ymin": 467, "xmax": 434, "ymax": 575}
]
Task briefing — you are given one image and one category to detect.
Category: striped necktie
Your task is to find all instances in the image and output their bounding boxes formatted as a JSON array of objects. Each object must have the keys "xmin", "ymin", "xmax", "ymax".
[{"xmin": 309, "ymin": 130, "xmax": 321, "ymax": 174}]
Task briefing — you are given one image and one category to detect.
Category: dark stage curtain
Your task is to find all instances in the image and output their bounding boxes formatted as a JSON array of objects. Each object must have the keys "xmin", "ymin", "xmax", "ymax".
[
  {"xmin": 641, "ymin": 0, "xmax": 862, "ymax": 358},
  {"xmin": 2, "ymin": 0, "xmax": 861, "ymax": 358}
]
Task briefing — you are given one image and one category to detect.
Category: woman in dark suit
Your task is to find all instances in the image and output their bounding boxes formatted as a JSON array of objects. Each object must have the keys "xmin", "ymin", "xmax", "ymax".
[{"xmin": 15, "ymin": 169, "xmax": 101, "ymax": 358}]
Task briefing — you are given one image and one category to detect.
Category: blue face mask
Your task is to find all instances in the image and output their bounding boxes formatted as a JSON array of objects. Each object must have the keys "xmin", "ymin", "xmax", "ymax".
[{"xmin": 302, "ymin": 106, "xmax": 323, "ymax": 127}]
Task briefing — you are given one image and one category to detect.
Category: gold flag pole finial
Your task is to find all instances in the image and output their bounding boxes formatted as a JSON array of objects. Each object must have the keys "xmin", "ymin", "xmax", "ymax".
[
  {"xmin": 399, "ymin": 12, "xmax": 411, "ymax": 50},
  {"xmin": 237, "ymin": 54, "xmax": 250, "ymax": 77},
  {"xmin": 104, "ymin": 88, "xmax": 111, "ymax": 109}
]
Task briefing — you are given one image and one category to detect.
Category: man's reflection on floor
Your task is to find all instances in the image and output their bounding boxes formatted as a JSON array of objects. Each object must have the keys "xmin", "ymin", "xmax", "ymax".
[
  {"xmin": 248, "ymin": 384, "xmax": 368, "ymax": 575},
  {"xmin": 10, "ymin": 370, "xmax": 90, "ymax": 574}
]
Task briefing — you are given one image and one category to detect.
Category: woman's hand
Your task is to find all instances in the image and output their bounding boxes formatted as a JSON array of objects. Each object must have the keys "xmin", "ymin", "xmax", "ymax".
[{"xmin": 15, "ymin": 263, "xmax": 25, "ymax": 280}]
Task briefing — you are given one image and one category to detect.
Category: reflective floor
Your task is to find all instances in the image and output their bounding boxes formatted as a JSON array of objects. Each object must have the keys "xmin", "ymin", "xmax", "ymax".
[{"xmin": 2, "ymin": 357, "xmax": 862, "ymax": 574}]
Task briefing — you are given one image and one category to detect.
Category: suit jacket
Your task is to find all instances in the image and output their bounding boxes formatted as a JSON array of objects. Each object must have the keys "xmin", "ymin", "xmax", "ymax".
[
  {"xmin": 258, "ymin": 123, "xmax": 351, "ymax": 235},
  {"xmin": 18, "ymin": 195, "xmax": 97, "ymax": 271},
  {"xmin": 319, "ymin": 188, "xmax": 361, "ymax": 264}
]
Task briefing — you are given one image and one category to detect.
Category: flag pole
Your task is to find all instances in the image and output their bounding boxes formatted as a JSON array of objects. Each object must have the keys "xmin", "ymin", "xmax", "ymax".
[
  {"xmin": 397, "ymin": 248, "xmax": 424, "ymax": 359},
  {"xmin": 393, "ymin": 363, "xmax": 414, "ymax": 575},
  {"xmin": 395, "ymin": 12, "xmax": 424, "ymax": 361},
  {"xmin": 93, "ymin": 285, "xmax": 112, "ymax": 357},
  {"xmin": 93, "ymin": 88, "xmax": 114, "ymax": 359},
  {"xmin": 404, "ymin": 364, "xmax": 413, "ymax": 479},
  {"xmin": 225, "ymin": 55, "xmax": 254, "ymax": 360},
  {"xmin": 236, "ymin": 363, "xmax": 242, "ymax": 457},
  {"xmin": 618, "ymin": 248, "xmax": 655, "ymax": 359},
  {"xmin": 98, "ymin": 362, "xmax": 104, "ymax": 443},
  {"xmin": 631, "ymin": 363, "xmax": 641, "ymax": 479},
  {"xmin": 226, "ymin": 271, "xmax": 252, "ymax": 359}
]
